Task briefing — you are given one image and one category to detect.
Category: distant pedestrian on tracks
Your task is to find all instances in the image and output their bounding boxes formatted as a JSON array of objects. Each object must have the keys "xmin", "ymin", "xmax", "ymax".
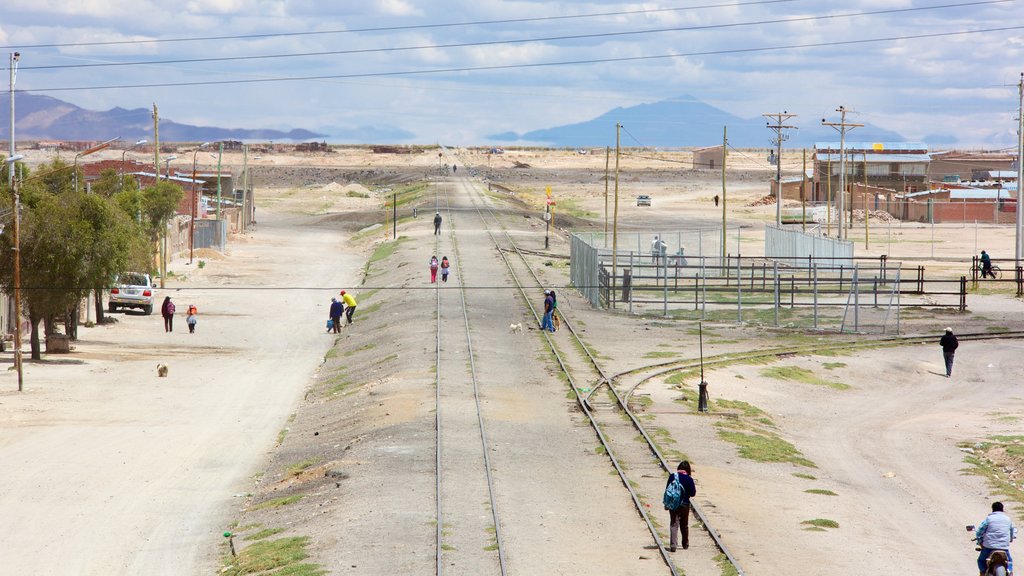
[
  {"xmin": 340, "ymin": 290, "xmax": 357, "ymax": 324},
  {"xmin": 186, "ymin": 304, "xmax": 198, "ymax": 334},
  {"xmin": 940, "ymin": 327, "xmax": 959, "ymax": 377},
  {"xmin": 434, "ymin": 212, "xmax": 442, "ymax": 235},
  {"xmin": 329, "ymin": 297, "xmax": 343, "ymax": 333},
  {"xmin": 714, "ymin": 194, "xmax": 720, "ymax": 207},
  {"xmin": 541, "ymin": 290, "xmax": 555, "ymax": 332},
  {"xmin": 430, "ymin": 255, "xmax": 440, "ymax": 283},
  {"xmin": 441, "ymin": 256, "xmax": 450, "ymax": 283},
  {"xmin": 663, "ymin": 460, "xmax": 697, "ymax": 553},
  {"xmin": 161, "ymin": 296, "xmax": 175, "ymax": 333}
]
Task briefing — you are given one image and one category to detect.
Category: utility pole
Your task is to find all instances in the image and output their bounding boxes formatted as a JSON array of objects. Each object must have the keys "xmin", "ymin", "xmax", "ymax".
[
  {"xmin": 12, "ymin": 173, "xmax": 22, "ymax": 391},
  {"xmin": 801, "ymin": 149, "xmax": 807, "ymax": 233},
  {"xmin": 152, "ymin": 104, "xmax": 165, "ymax": 288},
  {"xmin": 822, "ymin": 106, "xmax": 862, "ymax": 240},
  {"xmin": 612, "ymin": 124, "xmax": 621, "ymax": 307},
  {"xmin": 604, "ymin": 146, "xmax": 610, "ymax": 241},
  {"xmin": 721, "ymin": 126, "xmax": 728, "ymax": 261},
  {"xmin": 241, "ymin": 144, "xmax": 248, "ymax": 234},
  {"xmin": 763, "ymin": 112, "xmax": 797, "ymax": 226},
  {"xmin": 216, "ymin": 142, "xmax": 223, "ymax": 221},
  {"xmin": 8, "ymin": 52, "xmax": 18, "ymax": 188},
  {"xmin": 1016, "ymin": 72, "xmax": 1023, "ymax": 264}
]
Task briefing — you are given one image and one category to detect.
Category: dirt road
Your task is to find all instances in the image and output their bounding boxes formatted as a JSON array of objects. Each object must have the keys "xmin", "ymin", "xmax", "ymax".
[{"xmin": 0, "ymin": 210, "xmax": 361, "ymax": 574}]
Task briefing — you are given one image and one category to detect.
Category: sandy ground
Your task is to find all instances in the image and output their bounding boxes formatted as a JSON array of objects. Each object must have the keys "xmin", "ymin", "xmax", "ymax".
[
  {"xmin": 0, "ymin": 204, "xmax": 363, "ymax": 574},
  {"xmin": 2, "ymin": 146, "xmax": 1022, "ymax": 575}
]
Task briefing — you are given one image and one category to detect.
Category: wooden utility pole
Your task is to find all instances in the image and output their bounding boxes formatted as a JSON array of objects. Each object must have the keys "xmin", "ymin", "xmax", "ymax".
[
  {"xmin": 152, "ymin": 104, "xmax": 165, "ymax": 288},
  {"xmin": 864, "ymin": 153, "xmax": 869, "ymax": 249},
  {"xmin": 763, "ymin": 112, "xmax": 797, "ymax": 226},
  {"xmin": 721, "ymin": 127, "xmax": 727, "ymax": 261},
  {"xmin": 241, "ymin": 145, "xmax": 248, "ymax": 234},
  {"xmin": 822, "ymin": 106, "xmax": 863, "ymax": 240},
  {"xmin": 612, "ymin": 124, "xmax": 621, "ymax": 307}
]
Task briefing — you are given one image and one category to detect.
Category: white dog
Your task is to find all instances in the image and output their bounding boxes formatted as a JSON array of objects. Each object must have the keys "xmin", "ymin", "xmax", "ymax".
[
  {"xmin": 157, "ymin": 363, "xmax": 169, "ymax": 377},
  {"xmin": 509, "ymin": 323, "xmax": 524, "ymax": 334}
]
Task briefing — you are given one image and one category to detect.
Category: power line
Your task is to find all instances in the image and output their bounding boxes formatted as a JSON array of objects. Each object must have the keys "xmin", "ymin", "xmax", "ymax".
[
  {"xmin": 0, "ymin": 0, "xmax": 799, "ymax": 50},
  {"xmin": 22, "ymin": 25, "xmax": 1024, "ymax": 93},
  {"xmin": 18, "ymin": 1, "xmax": 1010, "ymax": 71}
]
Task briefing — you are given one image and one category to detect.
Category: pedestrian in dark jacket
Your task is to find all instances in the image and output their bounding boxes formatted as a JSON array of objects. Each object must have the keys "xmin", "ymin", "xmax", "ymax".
[
  {"xmin": 161, "ymin": 296, "xmax": 175, "ymax": 333},
  {"xmin": 940, "ymin": 327, "xmax": 958, "ymax": 377},
  {"xmin": 541, "ymin": 290, "xmax": 555, "ymax": 332},
  {"xmin": 433, "ymin": 212, "xmax": 442, "ymax": 235},
  {"xmin": 329, "ymin": 297, "xmax": 343, "ymax": 334},
  {"xmin": 665, "ymin": 461, "xmax": 697, "ymax": 552}
]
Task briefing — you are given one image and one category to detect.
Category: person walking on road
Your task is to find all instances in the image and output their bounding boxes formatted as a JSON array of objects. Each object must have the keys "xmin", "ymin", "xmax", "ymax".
[
  {"xmin": 340, "ymin": 290, "xmax": 357, "ymax": 324},
  {"xmin": 433, "ymin": 212, "xmax": 442, "ymax": 235},
  {"xmin": 329, "ymin": 297, "xmax": 343, "ymax": 334},
  {"xmin": 429, "ymin": 255, "xmax": 440, "ymax": 283},
  {"xmin": 541, "ymin": 290, "xmax": 555, "ymax": 332},
  {"xmin": 186, "ymin": 304, "xmax": 198, "ymax": 334},
  {"xmin": 441, "ymin": 256, "xmax": 451, "ymax": 283},
  {"xmin": 940, "ymin": 327, "xmax": 959, "ymax": 377},
  {"xmin": 976, "ymin": 501, "xmax": 1016, "ymax": 576},
  {"xmin": 161, "ymin": 296, "xmax": 175, "ymax": 333},
  {"xmin": 550, "ymin": 289, "xmax": 560, "ymax": 331},
  {"xmin": 663, "ymin": 461, "xmax": 697, "ymax": 553}
]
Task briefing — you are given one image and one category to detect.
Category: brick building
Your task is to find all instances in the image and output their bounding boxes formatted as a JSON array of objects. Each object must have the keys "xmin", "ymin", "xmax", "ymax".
[{"xmin": 812, "ymin": 142, "xmax": 930, "ymax": 201}]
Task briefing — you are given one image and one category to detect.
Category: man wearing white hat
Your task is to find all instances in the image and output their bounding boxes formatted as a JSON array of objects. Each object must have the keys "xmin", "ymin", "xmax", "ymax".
[{"xmin": 940, "ymin": 327, "xmax": 958, "ymax": 377}]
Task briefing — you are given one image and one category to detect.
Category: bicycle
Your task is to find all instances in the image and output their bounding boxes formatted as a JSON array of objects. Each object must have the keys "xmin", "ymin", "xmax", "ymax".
[{"xmin": 970, "ymin": 264, "xmax": 1002, "ymax": 280}]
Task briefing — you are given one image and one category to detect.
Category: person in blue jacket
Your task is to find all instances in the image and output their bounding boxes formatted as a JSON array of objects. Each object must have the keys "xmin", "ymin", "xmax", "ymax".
[
  {"xmin": 665, "ymin": 461, "xmax": 697, "ymax": 552},
  {"xmin": 976, "ymin": 501, "xmax": 1016, "ymax": 576},
  {"xmin": 328, "ymin": 297, "xmax": 343, "ymax": 334}
]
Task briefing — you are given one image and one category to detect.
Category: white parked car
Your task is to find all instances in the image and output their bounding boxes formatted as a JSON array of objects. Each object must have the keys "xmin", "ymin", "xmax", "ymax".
[
  {"xmin": 109, "ymin": 272, "xmax": 154, "ymax": 315},
  {"xmin": 636, "ymin": 195, "xmax": 652, "ymax": 206}
]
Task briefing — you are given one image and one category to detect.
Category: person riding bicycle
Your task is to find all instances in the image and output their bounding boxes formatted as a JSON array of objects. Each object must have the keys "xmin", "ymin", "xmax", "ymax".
[{"xmin": 981, "ymin": 250, "xmax": 995, "ymax": 279}]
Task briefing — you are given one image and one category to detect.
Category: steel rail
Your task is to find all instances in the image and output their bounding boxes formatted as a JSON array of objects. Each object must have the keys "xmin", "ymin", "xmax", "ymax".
[
  {"xmin": 455, "ymin": 174, "xmax": 684, "ymax": 576},
  {"xmin": 440, "ymin": 181, "xmax": 509, "ymax": 576},
  {"xmin": 434, "ymin": 185, "xmax": 444, "ymax": 576}
]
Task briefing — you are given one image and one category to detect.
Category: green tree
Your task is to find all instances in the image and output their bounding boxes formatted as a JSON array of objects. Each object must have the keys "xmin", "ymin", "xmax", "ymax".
[
  {"xmin": 78, "ymin": 193, "xmax": 150, "ymax": 327},
  {"xmin": 141, "ymin": 180, "xmax": 184, "ymax": 282},
  {"xmin": 90, "ymin": 168, "xmax": 138, "ymax": 198}
]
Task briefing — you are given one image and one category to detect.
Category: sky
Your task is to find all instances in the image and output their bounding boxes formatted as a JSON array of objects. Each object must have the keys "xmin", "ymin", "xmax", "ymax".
[{"xmin": 1, "ymin": 0, "xmax": 1022, "ymax": 147}]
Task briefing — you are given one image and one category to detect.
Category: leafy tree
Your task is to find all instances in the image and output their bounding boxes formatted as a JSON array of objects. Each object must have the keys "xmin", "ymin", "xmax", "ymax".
[
  {"xmin": 90, "ymin": 168, "xmax": 138, "ymax": 198},
  {"xmin": 78, "ymin": 193, "xmax": 150, "ymax": 327},
  {"xmin": 0, "ymin": 192, "xmax": 91, "ymax": 359},
  {"xmin": 141, "ymin": 180, "xmax": 184, "ymax": 234}
]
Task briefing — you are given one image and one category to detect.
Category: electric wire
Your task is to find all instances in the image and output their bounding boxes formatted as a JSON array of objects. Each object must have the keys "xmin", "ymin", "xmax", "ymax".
[
  {"xmin": 0, "ymin": 0, "xmax": 801, "ymax": 50},
  {"xmin": 21, "ymin": 25, "xmax": 1024, "ymax": 93},
  {"xmin": 18, "ymin": 1, "xmax": 1008, "ymax": 71}
]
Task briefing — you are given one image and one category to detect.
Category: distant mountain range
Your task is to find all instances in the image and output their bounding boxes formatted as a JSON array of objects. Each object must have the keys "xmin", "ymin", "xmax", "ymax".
[
  {"xmin": 0, "ymin": 93, "xmax": 326, "ymax": 142},
  {"xmin": 490, "ymin": 95, "xmax": 906, "ymax": 148}
]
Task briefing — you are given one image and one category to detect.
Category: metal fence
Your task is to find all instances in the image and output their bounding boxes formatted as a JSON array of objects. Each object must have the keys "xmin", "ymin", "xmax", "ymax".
[{"xmin": 765, "ymin": 223, "xmax": 853, "ymax": 266}]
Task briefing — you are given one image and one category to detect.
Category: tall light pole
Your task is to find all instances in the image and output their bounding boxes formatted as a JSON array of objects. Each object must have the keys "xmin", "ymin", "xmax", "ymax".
[
  {"xmin": 73, "ymin": 136, "xmax": 119, "ymax": 193},
  {"xmin": 822, "ymin": 107, "xmax": 862, "ymax": 240},
  {"xmin": 764, "ymin": 112, "xmax": 797, "ymax": 226},
  {"xmin": 5, "ymin": 154, "xmax": 23, "ymax": 391},
  {"xmin": 120, "ymin": 139, "xmax": 147, "ymax": 191},
  {"xmin": 190, "ymin": 142, "xmax": 210, "ymax": 265},
  {"xmin": 216, "ymin": 142, "xmax": 224, "ymax": 221}
]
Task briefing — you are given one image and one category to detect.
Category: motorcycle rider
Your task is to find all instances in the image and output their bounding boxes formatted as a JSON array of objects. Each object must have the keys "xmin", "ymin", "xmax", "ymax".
[{"xmin": 976, "ymin": 501, "xmax": 1016, "ymax": 576}]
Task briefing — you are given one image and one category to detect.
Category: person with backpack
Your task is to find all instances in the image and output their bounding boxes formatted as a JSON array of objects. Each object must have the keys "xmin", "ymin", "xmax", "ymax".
[
  {"xmin": 429, "ymin": 255, "xmax": 440, "ymax": 283},
  {"xmin": 663, "ymin": 461, "xmax": 697, "ymax": 552},
  {"xmin": 161, "ymin": 296, "xmax": 176, "ymax": 333},
  {"xmin": 441, "ymin": 256, "xmax": 451, "ymax": 283},
  {"xmin": 186, "ymin": 304, "xmax": 198, "ymax": 334}
]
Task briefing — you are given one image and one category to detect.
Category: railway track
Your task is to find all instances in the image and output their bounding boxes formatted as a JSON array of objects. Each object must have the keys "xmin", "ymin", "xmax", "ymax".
[
  {"xmin": 454, "ymin": 170, "xmax": 736, "ymax": 576},
  {"xmin": 433, "ymin": 182, "xmax": 508, "ymax": 576}
]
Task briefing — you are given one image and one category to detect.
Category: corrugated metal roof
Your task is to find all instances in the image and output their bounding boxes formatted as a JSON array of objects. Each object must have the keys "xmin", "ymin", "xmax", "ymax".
[
  {"xmin": 904, "ymin": 187, "xmax": 1014, "ymax": 200},
  {"xmin": 130, "ymin": 172, "xmax": 206, "ymax": 185},
  {"xmin": 817, "ymin": 153, "xmax": 930, "ymax": 163},
  {"xmin": 815, "ymin": 142, "xmax": 928, "ymax": 152}
]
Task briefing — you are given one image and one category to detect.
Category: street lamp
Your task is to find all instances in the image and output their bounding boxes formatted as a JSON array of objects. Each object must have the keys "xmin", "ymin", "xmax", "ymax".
[
  {"xmin": 189, "ymin": 142, "xmax": 210, "ymax": 265},
  {"xmin": 162, "ymin": 155, "xmax": 177, "ymax": 179},
  {"xmin": 5, "ymin": 153, "xmax": 23, "ymax": 391},
  {"xmin": 73, "ymin": 136, "xmax": 119, "ymax": 193},
  {"xmin": 120, "ymin": 139, "xmax": 147, "ymax": 192}
]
